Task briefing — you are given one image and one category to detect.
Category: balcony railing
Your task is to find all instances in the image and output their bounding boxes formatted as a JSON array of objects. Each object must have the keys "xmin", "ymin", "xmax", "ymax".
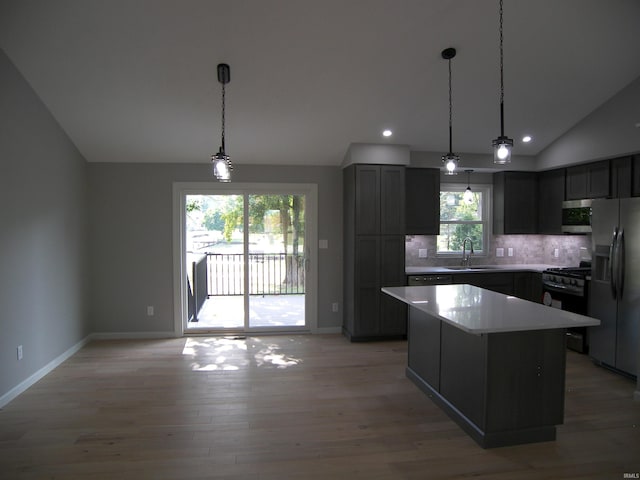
[{"xmin": 206, "ymin": 253, "xmax": 305, "ymax": 296}]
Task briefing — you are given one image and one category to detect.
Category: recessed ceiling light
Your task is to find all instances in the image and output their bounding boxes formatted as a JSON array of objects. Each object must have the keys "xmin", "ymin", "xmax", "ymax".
[
  {"xmin": 522, "ymin": 135, "xmax": 532, "ymax": 143},
  {"xmin": 382, "ymin": 129, "xmax": 393, "ymax": 137}
]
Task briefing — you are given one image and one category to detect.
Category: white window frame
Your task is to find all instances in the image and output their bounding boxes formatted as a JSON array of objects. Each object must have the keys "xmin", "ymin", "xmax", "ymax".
[{"xmin": 437, "ymin": 183, "xmax": 492, "ymax": 258}]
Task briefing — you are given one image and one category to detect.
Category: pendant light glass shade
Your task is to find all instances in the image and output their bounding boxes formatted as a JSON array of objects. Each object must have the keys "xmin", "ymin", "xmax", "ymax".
[
  {"xmin": 463, "ymin": 169, "xmax": 474, "ymax": 204},
  {"xmin": 493, "ymin": 135, "xmax": 513, "ymax": 164},
  {"xmin": 492, "ymin": 0, "xmax": 513, "ymax": 164},
  {"xmin": 441, "ymin": 47, "xmax": 460, "ymax": 175},
  {"xmin": 212, "ymin": 63, "xmax": 233, "ymax": 181},
  {"xmin": 443, "ymin": 154, "xmax": 459, "ymax": 175}
]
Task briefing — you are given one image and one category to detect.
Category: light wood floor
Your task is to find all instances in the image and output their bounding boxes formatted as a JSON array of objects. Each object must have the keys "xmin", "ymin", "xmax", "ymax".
[{"xmin": 1, "ymin": 335, "xmax": 639, "ymax": 479}]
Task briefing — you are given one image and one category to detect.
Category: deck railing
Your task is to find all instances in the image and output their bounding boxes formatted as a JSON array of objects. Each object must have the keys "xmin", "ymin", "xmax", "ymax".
[{"xmin": 206, "ymin": 253, "xmax": 305, "ymax": 296}]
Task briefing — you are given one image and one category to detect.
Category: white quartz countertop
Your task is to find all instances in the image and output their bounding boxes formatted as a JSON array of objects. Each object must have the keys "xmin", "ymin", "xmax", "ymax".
[
  {"xmin": 382, "ymin": 284, "xmax": 600, "ymax": 335},
  {"xmin": 406, "ymin": 264, "xmax": 560, "ymax": 275}
]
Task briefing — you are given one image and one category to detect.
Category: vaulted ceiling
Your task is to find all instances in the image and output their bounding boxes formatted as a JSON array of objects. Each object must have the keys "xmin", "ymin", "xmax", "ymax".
[{"xmin": 1, "ymin": 0, "xmax": 639, "ymax": 167}]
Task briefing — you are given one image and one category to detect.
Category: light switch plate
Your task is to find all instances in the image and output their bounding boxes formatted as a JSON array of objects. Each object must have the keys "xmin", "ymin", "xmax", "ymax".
[
  {"xmin": 418, "ymin": 249, "xmax": 428, "ymax": 258},
  {"xmin": 496, "ymin": 248, "xmax": 504, "ymax": 257},
  {"xmin": 508, "ymin": 247, "xmax": 514, "ymax": 257}
]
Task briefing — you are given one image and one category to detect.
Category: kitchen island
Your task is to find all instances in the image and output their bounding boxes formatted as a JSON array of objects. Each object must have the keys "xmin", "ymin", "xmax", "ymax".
[{"xmin": 382, "ymin": 284, "xmax": 600, "ymax": 448}]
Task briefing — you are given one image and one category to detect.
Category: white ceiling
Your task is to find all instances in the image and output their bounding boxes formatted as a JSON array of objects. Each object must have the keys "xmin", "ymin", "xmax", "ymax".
[{"xmin": 1, "ymin": 0, "xmax": 639, "ymax": 167}]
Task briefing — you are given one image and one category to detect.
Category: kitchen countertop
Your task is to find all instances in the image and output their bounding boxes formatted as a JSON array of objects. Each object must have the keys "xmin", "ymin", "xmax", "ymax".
[
  {"xmin": 381, "ymin": 284, "xmax": 600, "ymax": 334},
  {"xmin": 406, "ymin": 264, "xmax": 561, "ymax": 275}
]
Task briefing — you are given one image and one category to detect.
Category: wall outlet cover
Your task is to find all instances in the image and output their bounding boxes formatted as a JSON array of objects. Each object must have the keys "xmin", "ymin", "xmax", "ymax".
[{"xmin": 418, "ymin": 248, "xmax": 428, "ymax": 258}]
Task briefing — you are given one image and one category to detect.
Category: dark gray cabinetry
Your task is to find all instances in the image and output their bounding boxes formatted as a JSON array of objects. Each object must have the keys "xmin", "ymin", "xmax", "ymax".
[
  {"xmin": 455, "ymin": 272, "xmax": 514, "ymax": 295},
  {"xmin": 408, "ymin": 308, "xmax": 440, "ymax": 390},
  {"xmin": 537, "ymin": 169, "xmax": 565, "ymax": 234},
  {"xmin": 407, "ymin": 308, "xmax": 566, "ymax": 448},
  {"xmin": 344, "ymin": 164, "xmax": 407, "ymax": 341},
  {"xmin": 611, "ymin": 156, "xmax": 633, "ymax": 199},
  {"xmin": 493, "ymin": 172, "xmax": 538, "ymax": 234},
  {"xmin": 514, "ymin": 272, "xmax": 542, "ymax": 303},
  {"xmin": 405, "ymin": 168, "xmax": 440, "ymax": 235},
  {"xmin": 565, "ymin": 160, "xmax": 610, "ymax": 199},
  {"xmin": 633, "ymin": 155, "xmax": 640, "ymax": 197}
]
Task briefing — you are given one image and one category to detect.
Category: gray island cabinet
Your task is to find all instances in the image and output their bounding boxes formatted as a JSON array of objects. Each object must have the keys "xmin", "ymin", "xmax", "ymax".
[{"xmin": 382, "ymin": 284, "xmax": 600, "ymax": 448}]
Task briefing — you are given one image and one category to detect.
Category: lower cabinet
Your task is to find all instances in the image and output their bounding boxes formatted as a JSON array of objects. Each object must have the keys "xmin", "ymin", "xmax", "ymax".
[
  {"xmin": 345, "ymin": 235, "xmax": 407, "ymax": 341},
  {"xmin": 454, "ymin": 272, "xmax": 514, "ymax": 295}
]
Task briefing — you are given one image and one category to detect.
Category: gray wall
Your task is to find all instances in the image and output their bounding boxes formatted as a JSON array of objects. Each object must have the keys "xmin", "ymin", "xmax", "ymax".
[
  {"xmin": 87, "ymin": 163, "xmax": 343, "ymax": 334},
  {"xmin": 537, "ymin": 75, "xmax": 640, "ymax": 170},
  {"xmin": 0, "ymin": 50, "xmax": 89, "ymax": 399}
]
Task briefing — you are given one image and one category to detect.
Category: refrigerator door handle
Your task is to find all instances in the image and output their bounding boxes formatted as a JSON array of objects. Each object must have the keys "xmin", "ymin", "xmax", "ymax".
[
  {"xmin": 617, "ymin": 228, "xmax": 625, "ymax": 299},
  {"xmin": 609, "ymin": 227, "xmax": 618, "ymax": 299}
]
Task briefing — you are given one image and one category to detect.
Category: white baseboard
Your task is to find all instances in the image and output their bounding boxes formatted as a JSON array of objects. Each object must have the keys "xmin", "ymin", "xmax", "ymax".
[
  {"xmin": 0, "ymin": 335, "xmax": 92, "ymax": 409},
  {"xmin": 90, "ymin": 331, "xmax": 178, "ymax": 340}
]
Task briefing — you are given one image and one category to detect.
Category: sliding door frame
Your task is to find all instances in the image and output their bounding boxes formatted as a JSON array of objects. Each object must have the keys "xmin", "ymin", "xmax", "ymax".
[{"xmin": 172, "ymin": 182, "xmax": 318, "ymax": 336}]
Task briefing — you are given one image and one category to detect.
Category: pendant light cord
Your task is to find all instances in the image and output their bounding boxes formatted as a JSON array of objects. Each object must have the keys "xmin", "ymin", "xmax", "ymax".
[
  {"xmin": 448, "ymin": 56, "xmax": 453, "ymax": 154},
  {"xmin": 499, "ymin": 0, "xmax": 505, "ymax": 136},
  {"xmin": 221, "ymin": 81, "xmax": 226, "ymax": 152}
]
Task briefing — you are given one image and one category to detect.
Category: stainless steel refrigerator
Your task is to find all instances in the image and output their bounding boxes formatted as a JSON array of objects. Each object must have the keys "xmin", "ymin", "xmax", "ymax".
[{"xmin": 590, "ymin": 198, "xmax": 640, "ymax": 377}]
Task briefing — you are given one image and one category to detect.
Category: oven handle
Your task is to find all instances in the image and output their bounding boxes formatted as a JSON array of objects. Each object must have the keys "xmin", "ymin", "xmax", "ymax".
[{"xmin": 542, "ymin": 282, "xmax": 581, "ymax": 295}]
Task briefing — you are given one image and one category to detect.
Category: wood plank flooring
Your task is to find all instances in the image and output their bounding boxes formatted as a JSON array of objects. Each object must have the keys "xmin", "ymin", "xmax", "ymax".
[{"xmin": 1, "ymin": 334, "xmax": 639, "ymax": 479}]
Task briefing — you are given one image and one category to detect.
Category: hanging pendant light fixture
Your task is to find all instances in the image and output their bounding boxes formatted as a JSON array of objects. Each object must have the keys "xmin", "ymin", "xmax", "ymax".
[
  {"xmin": 211, "ymin": 63, "xmax": 232, "ymax": 182},
  {"xmin": 463, "ymin": 169, "xmax": 474, "ymax": 204},
  {"xmin": 441, "ymin": 47, "xmax": 459, "ymax": 175},
  {"xmin": 492, "ymin": 0, "xmax": 513, "ymax": 164}
]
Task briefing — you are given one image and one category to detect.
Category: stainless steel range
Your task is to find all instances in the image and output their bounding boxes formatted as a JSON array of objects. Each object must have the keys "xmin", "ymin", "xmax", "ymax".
[{"xmin": 542, "ymin": 263, "xmax": 591, "ymax": 353}]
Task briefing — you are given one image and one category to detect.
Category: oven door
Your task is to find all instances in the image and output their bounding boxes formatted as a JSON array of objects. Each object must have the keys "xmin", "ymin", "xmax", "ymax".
[{"xmin": 542, "ymin": 282, "xmax": 589, "ymax": 353}]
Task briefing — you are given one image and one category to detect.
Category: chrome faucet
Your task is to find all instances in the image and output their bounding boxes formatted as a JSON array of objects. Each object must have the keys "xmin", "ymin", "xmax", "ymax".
[{"xmin": 461, "ymin": 237, "xmax": 474, "ymax": 267}]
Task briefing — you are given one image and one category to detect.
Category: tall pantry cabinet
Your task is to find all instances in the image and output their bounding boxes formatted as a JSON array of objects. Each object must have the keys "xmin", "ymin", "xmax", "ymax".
[{"xmin": 343, "ymin": 164, "xmax": 407, "ymax": 341}]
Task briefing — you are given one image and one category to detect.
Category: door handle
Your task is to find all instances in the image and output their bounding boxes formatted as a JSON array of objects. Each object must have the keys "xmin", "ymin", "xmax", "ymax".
[{"xmin": 617, "ymin": 228, "xmax": 625, "ymax": 299}]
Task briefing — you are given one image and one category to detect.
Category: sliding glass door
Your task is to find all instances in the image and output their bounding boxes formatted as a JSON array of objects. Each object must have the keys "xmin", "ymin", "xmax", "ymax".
[{"xmin": 176, "ymin": 183, "xmax": 316, "ymax": 334}]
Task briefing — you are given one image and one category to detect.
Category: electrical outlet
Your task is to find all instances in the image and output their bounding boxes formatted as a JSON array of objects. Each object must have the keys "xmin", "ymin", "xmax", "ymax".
[
  {"xmin": 332, "ymin": 302, "xmax": 339, "ymax": 313},
  {"xmin": 418, "ymin": 248, "xmax": 428, "ymax": 258},
  {"xmin": 147, "ymin": 306, "xmax": 154, "ymax": 316},
  {"xmin": 17, "ymin": 345, "xmax": 23, "ymax": 361},
  {"xmin": 508, "ymin": 247, "xmax": 514, "ymax": 257},
  {"xmin": 496, "ymin": 248, "xmax": 504, "ymax": 257},
  {"xmin": 554, "ymin": 248, "xmax": 559, "ymax": 258}
]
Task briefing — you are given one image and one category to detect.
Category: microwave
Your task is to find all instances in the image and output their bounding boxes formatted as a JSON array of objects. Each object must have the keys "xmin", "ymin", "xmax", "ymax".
[{"xmin": 561, "ymin": 199, "xmax": 592, "ymax": 233}]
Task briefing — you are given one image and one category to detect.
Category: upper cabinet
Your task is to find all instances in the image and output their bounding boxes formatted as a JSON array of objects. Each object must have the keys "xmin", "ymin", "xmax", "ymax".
[
  {"xmin": 405, "ymin": 168, "xmax": 440, "ymax": 235},
  {"xmin": 632, "ymin": 155, "xmax": 640, "ymax": 197},
  {"xmin": 565, "ymin": 160, "xmax": 610, "ymax": 199},
  {"xmin": 352, "ymin": 164, "xmax": 405, "ymax": 235},
  {"xmin": 611, "ymin": 156, "xmax": 632, "ymax": 199},
  {"xmin": 537, "ymin": 169, "xmax": 565, "ymax": 234},
  {"xmin": 493, "ymin": 171, "xmax": 538, "ymax": 234}
]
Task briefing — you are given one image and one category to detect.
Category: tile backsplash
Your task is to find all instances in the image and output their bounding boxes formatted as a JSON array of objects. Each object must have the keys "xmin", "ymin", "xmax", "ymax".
[{"xmin": 406, "ymin": 234, "xmax": 591, "ymax": 267}]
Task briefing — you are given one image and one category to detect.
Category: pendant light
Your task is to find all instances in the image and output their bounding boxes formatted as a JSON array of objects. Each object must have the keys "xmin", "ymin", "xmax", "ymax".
[
  {"xmin": 492, "ymin": 0, "xmax": 513, "ymax": 164},
  {"xmin": 463, "ymin": 169, "xmax": 474, "ymax": 204},
  {"xmin": 441, "ymin": 47, "xmax": 459, "ymax": 175},
  {"xmin": 211, "ymin": 63, "xmax": 233, "ymax": 182}
]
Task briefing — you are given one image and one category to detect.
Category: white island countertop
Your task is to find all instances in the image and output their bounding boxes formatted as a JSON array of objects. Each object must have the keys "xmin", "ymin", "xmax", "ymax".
[{"xmin": 382, "ymin": 284, "xmax": 600, "ymax": 335}]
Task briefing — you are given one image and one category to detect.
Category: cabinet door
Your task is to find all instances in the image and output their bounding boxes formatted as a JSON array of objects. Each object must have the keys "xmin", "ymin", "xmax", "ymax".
[
  {"xmin": 406, "ymin": 168, "xmax": 440, "ymax": 234},
  {"xmin": 513, "ymin": 272, "xmax": 542, "ymax": 302},
  {"xmin": 565, "ymin": 165, "xmax": 588, "ymax": 200},
  {"xmin": 566, "ymin": 161, "xmax": 611, "ymax": 199},
  {"xmin": 355, "ymin": 165, "xmax": 380, "ymax": 235},
  {"xmin": 537, "ymin": 169, "xmax": 565, "ymax": 234},
  {"xmin": 587, "ymin": 160, "xmax": 610, "ymax": 198},
  {"xmin": 354, "ymin": 236, "xmax": 380, "ymax": 336},
  {"xmin": 455, "ymin": 272, "xmax": 514, "ymax": 295},
  {"xmin": 493, "ymin": 172, "xmax": 537, "ymax": 234},
  {"xmin": 380, "ymin": 166, "xmax": 405, "ymax": 234},
  {"xmin": 633, "ymin": 155, "xmax": 640, "ymax": 197},
  {"xmin": 380, "ymin": 235, "xmax": 407, "ymax": 335},
  {"xmin": 611, "ymin": 157, "xmax": 632, "ymax": 199}
]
